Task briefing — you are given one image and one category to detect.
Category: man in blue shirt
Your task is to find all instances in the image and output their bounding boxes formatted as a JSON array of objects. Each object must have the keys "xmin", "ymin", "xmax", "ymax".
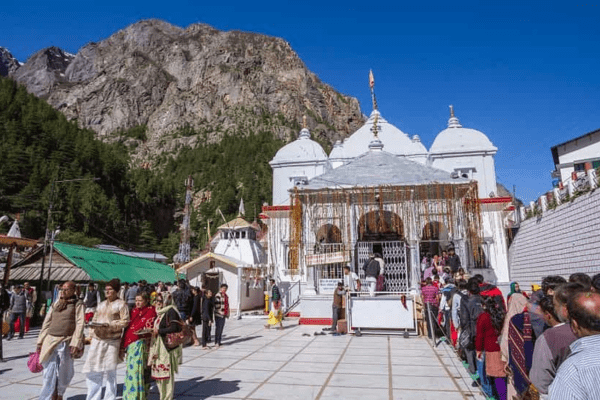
[{"xmin": 549, "ymin": 291, "xmax": 600, "ymax": 400}]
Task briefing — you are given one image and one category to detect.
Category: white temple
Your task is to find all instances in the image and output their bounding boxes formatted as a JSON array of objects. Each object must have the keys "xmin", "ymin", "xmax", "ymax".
[{"xmin": 261, "ymin": 78, "xmax": 513, "ymax": 323}]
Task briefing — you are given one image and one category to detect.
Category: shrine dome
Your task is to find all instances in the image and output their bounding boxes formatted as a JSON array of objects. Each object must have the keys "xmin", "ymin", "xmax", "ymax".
[
  {"xmin": 270, "ymin": 127, "xmax": 328, "ymax": 165},
  {"xmin": 430, "ymin": 108, "xmax": 497, "ymax": 154},
  {"xmin": 341, "ymin": 110, "xmax": 425, "ymax": 159}
]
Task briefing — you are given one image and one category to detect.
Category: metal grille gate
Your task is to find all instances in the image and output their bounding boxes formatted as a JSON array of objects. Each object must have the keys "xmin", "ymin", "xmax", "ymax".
[{"xmin": 356, "ymin": 241, "xmax": 409, "ymax": 292}]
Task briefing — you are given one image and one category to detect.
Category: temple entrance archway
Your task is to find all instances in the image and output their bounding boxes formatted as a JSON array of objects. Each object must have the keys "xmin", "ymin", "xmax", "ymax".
[
  {"xmin": 419, "ymin": 221, "xmax": 451, "ymax": 260},
  {"xmin": 356, "ymin": 211, "xmax": 409, "ymax": 292},
  {"xmin": 358, "ymin": 210, "xmax": 404, "ymax": 242}
]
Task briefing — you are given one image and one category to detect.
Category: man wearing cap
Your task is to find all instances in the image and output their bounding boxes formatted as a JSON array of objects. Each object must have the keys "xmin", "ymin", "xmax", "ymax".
[
  {"xmin": 331, "ymin": 282, "xmax": 346, "ymax": 336},
  {"xmin": 82, "ymin": 279, "xmax": 129, "ymax": 400}
]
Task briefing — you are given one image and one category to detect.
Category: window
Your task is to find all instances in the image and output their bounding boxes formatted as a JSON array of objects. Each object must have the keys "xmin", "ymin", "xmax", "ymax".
[{"xmin": 453, "ymin": 167, "xmax": 475, "ymax": 180}]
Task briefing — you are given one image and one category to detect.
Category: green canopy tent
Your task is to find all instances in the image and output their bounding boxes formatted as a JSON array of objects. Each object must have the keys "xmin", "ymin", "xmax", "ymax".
[{"xmin": 52, "ymin": 242, "xmax": 178, "ymax": 284}]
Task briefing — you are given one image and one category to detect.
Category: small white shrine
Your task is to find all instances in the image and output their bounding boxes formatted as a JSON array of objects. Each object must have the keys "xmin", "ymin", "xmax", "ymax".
[{"xmin": 178, "ymin": 209, "xmax": 268, "ymax": 315}]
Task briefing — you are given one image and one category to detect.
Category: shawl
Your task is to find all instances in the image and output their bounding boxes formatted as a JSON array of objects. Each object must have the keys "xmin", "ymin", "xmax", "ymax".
[
  {"xmin": 148, "ymin": 304, "xmax": 182, "ymax": 380},
  {"xmin": 121, "ymin": 305, "xmax": 157, "ymax": 350},
  {"xmin": 508, "ymin": 312, "xmax": 534, "ymax": 396},
  {"xmin": 501, "ymin": 293, "xmax": 528, "ymax": 361}
]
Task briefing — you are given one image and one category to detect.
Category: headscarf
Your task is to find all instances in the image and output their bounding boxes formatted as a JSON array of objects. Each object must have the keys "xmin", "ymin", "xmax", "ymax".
[
  {"xmin": 500, "ymin": 293, "xmax": 528, "ymax": 361},
  {"xmin": 508, "ymin": 282, "xmax": 520, "ymax": 298},
  {"xmin": 154, "ymin": 292, "xmax": 178, "ymax": 318}
]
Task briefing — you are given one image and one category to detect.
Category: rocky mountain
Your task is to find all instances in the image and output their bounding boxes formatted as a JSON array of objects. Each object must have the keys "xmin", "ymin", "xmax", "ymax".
[
  {"xmin": 11, "ymin": 46, "xmax": 74, "ymax": 97},
  {"xmin": 0, "ymin": 47, "xmax": 21, "ymax": 77},
  {"xmin": 9, "ymin": 20, "xmax": 364, "ymax": 159}
]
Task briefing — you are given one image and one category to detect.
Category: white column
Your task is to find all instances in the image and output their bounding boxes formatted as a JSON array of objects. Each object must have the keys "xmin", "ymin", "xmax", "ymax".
[
  {"xmin": 553, "ymin": 188, "xmax": 561, "ymax": 205},
  {"xmin": 588, "ymin": 169, "xmax": 598, "ymax": 189},
  {"xmin": 520, "ymin": 206, "xmax": 526, "ymax": 221},
  {"xmin": 540, "ymin": 195, "xmax": 548, "ymax": 212},
  {"xmin": 567, "ymin": 180, "xmax": 575, "ymax": 196},
  {"xmin": 236, "ymin": 265, "xmax": 243, "ymax": 319},
  {"xmin": 529, "ymin": 201, "xmax": 536, "ymax": 213}
]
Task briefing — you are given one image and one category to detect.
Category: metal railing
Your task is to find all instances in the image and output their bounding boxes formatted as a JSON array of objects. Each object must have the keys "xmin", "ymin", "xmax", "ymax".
[{"xmin": 283, "ymin": 280, "xmax": 302, "ymax": 315}]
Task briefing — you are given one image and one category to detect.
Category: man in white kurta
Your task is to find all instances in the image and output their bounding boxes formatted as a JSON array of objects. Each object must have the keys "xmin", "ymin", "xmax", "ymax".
[
  {"xmin": 83, "ymin": 279, "xmax": 129, "ymax": 400},
  {"xmin": 36, "ymin": 281, "xmax": 85, "ymax": 400}
]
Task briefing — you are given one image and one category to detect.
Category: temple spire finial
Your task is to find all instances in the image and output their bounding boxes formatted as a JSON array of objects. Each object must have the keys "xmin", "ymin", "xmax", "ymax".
[
  {"xmin": 302, "ymin": 115, "xmax": 307, "ymax": 129},
  {"xmin": 447, "ymin": 105, "xmax": 462, "ymax": 128},
  {"xmin": 369, "ymin": 69, "xmax": 378, "ymax": 111}
]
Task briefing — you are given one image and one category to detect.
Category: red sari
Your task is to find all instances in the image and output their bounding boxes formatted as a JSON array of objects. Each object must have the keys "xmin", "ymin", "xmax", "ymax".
[{"xmin": 122, "ymin": 305, "xmax": 157, "ymax": 351}]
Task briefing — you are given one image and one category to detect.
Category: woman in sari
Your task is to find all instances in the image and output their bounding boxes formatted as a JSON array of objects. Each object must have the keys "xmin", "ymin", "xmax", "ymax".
[
  {"xmin": 476, "ymin": 297, "xmax": 507, "ymax": 400},
  {"xmin": 149, "ymin": 293, "xmax": 183, "ymax": 400},
  {"xmin": 121, "ymin": 292, "xmax": 157, "ymax": 400},
  {"xmin": 500, "ymin": 293, "xmax": 531, "ymax": 399}
]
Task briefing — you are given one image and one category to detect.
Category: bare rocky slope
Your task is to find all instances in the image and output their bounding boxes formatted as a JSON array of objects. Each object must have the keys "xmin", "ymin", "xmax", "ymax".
[
  {"xmin": 0, "ymin": 47, "xmax": 21, "ymax": 77},
  {"xmin": 8, "ymin": 20, "xmax": 364, "ymax": 160}
]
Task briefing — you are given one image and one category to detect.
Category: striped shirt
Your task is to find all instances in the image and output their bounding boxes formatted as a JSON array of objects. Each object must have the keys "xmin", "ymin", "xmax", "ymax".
[
  {"xmin": 421, "ymin": 284, "xmax": 439, "ymax": 306},
  {"xmin": 548, "ymin": 334, "xmax": 600, "ymax": 400}
]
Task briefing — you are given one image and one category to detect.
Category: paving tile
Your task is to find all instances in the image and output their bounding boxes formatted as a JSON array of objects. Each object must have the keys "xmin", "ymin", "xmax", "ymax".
[
  {"xmin": 279, "ymin": 361, "xmax": 336, "ymax": 373},
  {"xmin": 292, "ymin": 353, "xmax": 341, "ymax": 363},
  {"xmin": 392, "ymin": 375, "xmax": 458, "ymax": 391},
  {"xmin": 335, "ymin": 362, "xmax": 388, "ymax": 376},
  {"xmin": 230, "ymin": 359, "xmax": 286, "ymax": 371},
  {"xmin": 341, "ymin": 354, "xmax": 389, "ymax": 365},
  {"xmin": 318, "ymin": 386, "xmax": 389, "ymax": 400},
  {"xmin": 245, "ymin": 351, "xmax": 296, "ymax": 362},
  {"xmin": 185, "ymin": 356, "xmax": 237, "ymax": 369},
  {"xmin": 327, "ymin": 372, "xmax": 389, "ymax": 389},
  {"xmin": 268, "ymin": 371, "xmax": 330, "ymax": 386},
  {"xmin": 393, "ymin": 389, "xmax": 468, "ymax": 399},
  {"xmin": 211, "ymin": 368, "xmax": 275, "ymax": 383},
  {"xmin": 390, "ymin": 364, "xmax": 447, "ymax": 377},
  {"xmin": 248, "ymin": 383, "xmax": 322, "ymax": 400}
]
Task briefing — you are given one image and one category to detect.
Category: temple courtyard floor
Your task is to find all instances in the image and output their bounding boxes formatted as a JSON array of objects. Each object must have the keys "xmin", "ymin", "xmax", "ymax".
[{"xmin": 0, "ymin": 318, "xmax": 485, "ymax": 399}]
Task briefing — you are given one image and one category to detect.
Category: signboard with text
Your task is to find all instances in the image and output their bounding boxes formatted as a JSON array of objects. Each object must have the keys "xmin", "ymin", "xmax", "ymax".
[{"xmin": 306, "ymin": 251, "xmax": 349, "ymax": 266}]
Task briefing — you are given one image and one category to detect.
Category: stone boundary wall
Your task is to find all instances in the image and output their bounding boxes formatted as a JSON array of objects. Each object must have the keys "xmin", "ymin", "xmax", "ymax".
[{"xmin": 509, "ymin": 189, "xmax": 600, "ymax": 284}]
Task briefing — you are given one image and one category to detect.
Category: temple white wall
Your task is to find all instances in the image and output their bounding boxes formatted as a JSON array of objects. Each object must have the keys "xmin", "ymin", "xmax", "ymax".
[
  {"xmin": 509, "ymin": 189, "xmax": 600, "ymax": 284},
  {"xmin": 430, "ymin": 152, "xmax": 498, "ymax": 199},
  {"xmin": 271, "ymin": 162, "xmax": 328, "ymax": 206},
  {"xmin": 481, "ymin": 209, "xmax": 510, "ymax": 283}
]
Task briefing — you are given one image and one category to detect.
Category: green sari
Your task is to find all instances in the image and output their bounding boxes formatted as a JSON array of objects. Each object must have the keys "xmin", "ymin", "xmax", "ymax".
[{"xmin": 123, "ymin": 339, "xmax": 150, "ymax": 400}]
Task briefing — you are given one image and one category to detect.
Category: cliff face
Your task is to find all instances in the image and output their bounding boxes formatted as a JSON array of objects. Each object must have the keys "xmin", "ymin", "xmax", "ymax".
[
  {"xmin": 11, "ymin": 46, "xmax": 74, "ymax": 97},
  {"xmin": 10, "ymin": 20, "xmax": 364, "ymax": 158},
  {"xmin": 0, "ymin": 47, "xmax": 21, "ymax": 77}
]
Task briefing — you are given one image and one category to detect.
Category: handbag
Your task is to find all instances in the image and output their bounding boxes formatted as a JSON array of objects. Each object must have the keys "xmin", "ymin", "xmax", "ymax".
[
  {"xmin": 27, "ymin": 351, "xmax": 44, "ymax": 373},
  {"xmin": 164, "ymin": 318, "xmax": 192, "ymax": 350},
  {"xmin": 1, "ymin": 320, "xmax": 8, "ymax": 336}
]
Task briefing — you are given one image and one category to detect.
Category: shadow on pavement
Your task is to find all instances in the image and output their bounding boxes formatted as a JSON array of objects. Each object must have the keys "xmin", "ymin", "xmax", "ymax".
[
  {"xmin": 66, "ymin": 377, "xmax": 241, "ymax": 400},
  {"xmin": 221, "ymin": 335, "xmax": 260, "ymax": 346},
  {"xmin": 178, "ymin": 377, "xmax": 241, "ymax": 399}
]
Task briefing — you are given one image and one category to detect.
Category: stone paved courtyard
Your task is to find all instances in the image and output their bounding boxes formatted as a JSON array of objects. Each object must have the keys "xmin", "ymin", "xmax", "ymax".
[{"xmin": 0, "ymin": 318, "xmax": 485, "ymax": 399}]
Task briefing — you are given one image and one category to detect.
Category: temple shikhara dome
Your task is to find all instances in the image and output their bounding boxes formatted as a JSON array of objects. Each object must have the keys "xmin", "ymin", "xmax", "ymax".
[{"xmin": 430, "ymin": 106, "xmax": 497, "ymax": 154}]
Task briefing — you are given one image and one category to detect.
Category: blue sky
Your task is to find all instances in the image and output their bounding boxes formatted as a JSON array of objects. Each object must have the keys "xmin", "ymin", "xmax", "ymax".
[{"xmin": 2, "ymin": 0, "xmax": 600, "ymax": 202}]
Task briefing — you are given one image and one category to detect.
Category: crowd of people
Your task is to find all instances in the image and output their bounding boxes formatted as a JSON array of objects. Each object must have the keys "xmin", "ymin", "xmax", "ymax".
[
  {"xmin": 8, "ymin": 277, "xmax": 232, "ymax": 400},
  {"xmin": 419, "ymin": 267, "xmax": 600, "ymax": 400}
]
